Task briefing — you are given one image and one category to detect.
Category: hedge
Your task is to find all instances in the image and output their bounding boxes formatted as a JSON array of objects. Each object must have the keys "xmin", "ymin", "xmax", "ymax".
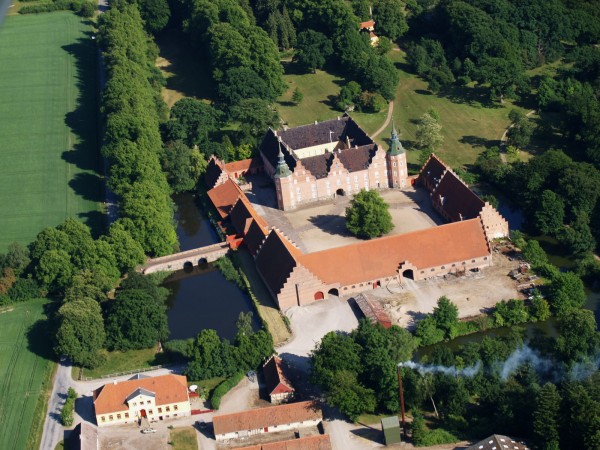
[
  {"xmin": 210, "ymin": 372, "xmax": 244, "ymax": 410},
  {"xmin": 19, "ymin": 0, "xmax": 96, "ymax": 16}
]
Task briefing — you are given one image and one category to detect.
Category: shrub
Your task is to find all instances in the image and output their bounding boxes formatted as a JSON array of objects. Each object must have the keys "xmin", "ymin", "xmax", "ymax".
[
  {"xmin": 8, "ymin": 278, "xmax": 40, "ymax": 302},
  {"xmin": 60, "ymin": 391, "xmax": 76, "ymax": 427},
  {"xmin": 210, "ymin": 372, "xmax": 244, "ymax": 409},
  {"xmin": 79, "ymin": 1, "xmax": 96, "ymax": 17},
  {"xmin": 358, "ymin": 91, "xmax": 387, "ymax": 112},
  {"xmin": 214, "ymin": 256, "xmax": 243, "ymax": 289}
]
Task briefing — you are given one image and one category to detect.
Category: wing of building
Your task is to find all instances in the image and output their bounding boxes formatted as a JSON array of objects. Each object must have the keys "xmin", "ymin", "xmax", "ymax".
[
  {"xmin": 465, "ymin": 434, "xmax": 530, "ymax": 450},
  {"xmin": 263, "ymin": 355, "xmax": 295, "ymax": 404},
  {"xmin": 93, "ymin": 374, "xmax": 191, "ymax": 426},
  {"xmin": 212, "ymin": 400, "xmax": 322, "ymax": 441},
  {"xmin": 234, "ymin": 434, "xmax": 332, "ymax": 450}
]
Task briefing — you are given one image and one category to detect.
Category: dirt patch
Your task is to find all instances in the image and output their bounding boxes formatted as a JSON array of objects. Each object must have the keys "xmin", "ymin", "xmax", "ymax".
[{"xmin": 364, "ymin": 250, "xmax": 526, "ymax": 329}]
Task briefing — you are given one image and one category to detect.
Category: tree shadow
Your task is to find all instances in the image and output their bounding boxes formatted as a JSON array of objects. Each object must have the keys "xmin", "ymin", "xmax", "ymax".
[
  {"xmin": 406, "ymin": 310, "xmax": 427, "ymax": 329},
  {"xmin": 76, "ymin": 210, "xmax": 108, "ymax": 239},
  {"xmin": 278, "ymin": 100, "xmax": 296, "ymax": 107},
  {"xmin": 156, "ymin": 29, "xmax": 215, "ymax": 101},
  {"xmin": 440, "ymin": 84, "xmax": 500, "ymax": 109},
  {"xmin": 61, "ymin": 36, "xmax": 105, "ymax": 236},
  {"xmin": 320, "ymin": 94, "xmax": 339, "ymax": 109},
  {"xmin": 459, "ymin": 135, "xmax": 501, "ymax": 149},
  {"xmin": 26, "ymin": 309, "xmax": 55, "ymax": 361},
  {"xmin": 307, "ymin": 214, "xmax": 351, "ymax": 237},
  {"xmin": 415, "ymin": 89, "xmax": 433, "ymax": 96},
  {"xmin": 394, "ymin": 61, "xmax": 414, "ymax": 73}
]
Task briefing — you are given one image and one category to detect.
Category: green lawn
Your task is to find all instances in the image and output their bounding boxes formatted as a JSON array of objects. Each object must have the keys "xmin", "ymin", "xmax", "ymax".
[
  {"xmin": 0, "ymin": 12, "xmax": 103, "ymax": 252},
  {"xmin": 0, "ymin": 299, "xmax": 55, "ymax": 450},
  {"xmin": 278, "ymin": 49, "xmax": 528, "ymax": 173},
  {"xmin": 169, "ymin": 427, "xmax": 198, "ymax": 450},
  {"xmin": 74, "ymin": 346, "xmax": 160, "ymax": 380}
]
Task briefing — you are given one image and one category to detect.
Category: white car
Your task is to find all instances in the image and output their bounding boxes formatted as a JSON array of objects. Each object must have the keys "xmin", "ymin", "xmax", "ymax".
[{"xmin": 141, "ymin": 428, "xmax": 156, "ymax": 434}]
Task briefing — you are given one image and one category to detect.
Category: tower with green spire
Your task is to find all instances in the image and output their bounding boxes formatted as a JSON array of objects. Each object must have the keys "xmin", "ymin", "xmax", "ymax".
[
  {"xmin": 274, "ymin": 140, "xmax": 295, "ymax": 210},
  {"xmin": 386, "ymin": 123, "xmax": 408, "ymax": 188}
]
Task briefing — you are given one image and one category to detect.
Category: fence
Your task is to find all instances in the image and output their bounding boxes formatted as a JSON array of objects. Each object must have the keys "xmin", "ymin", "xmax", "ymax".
[{"xmin": 81, "ymin": 365, "xmax": 166, "ymax": 381}]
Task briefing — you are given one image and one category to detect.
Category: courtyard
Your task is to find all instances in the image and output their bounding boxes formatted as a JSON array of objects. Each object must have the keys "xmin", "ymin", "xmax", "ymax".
[{"xmin": 247, "ymin": 175, "xmax": 442, "ymax": 253}]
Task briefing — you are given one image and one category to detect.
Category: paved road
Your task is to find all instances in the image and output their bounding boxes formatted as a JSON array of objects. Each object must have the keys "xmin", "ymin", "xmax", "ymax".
[{"xmin": 39, "ymin": 360, "xmax": 73, "ymax": 450}]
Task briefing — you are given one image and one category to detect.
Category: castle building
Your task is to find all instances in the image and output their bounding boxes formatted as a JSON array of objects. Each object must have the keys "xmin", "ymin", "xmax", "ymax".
[
  {"xmin": 204, "ymin": 118, "xmax": 509, "ymax": 311},
  {"xmin": 259, "ymin": 115, "xmax": 408, "ymax": 210}
]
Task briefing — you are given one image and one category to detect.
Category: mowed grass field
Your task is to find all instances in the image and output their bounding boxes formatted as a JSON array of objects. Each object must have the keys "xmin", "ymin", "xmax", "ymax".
[
  {"xmin": 0, "ymin": 299, "xmax": 55, "ymax": 450},
  {"xmin": 0, "ymin": 12, "xmax": 102, "ymax": 252}
]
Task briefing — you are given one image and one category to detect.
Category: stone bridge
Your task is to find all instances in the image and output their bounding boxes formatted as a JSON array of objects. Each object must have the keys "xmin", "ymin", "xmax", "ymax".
[{"xmin": 140, "ymin": 242, "xmax": 230, "ymax": 274}]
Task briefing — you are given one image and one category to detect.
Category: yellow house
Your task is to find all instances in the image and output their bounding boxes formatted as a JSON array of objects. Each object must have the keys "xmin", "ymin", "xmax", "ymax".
[{"xmin": 93, "ymin": 374, "xmax": 191, "ymax": 427}]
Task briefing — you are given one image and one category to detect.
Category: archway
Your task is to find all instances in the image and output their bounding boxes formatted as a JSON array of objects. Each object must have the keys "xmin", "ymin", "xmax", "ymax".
[
  {"xmin": 183, "ymin": 261, "xmax": 194, "ymax": 272},
  {"xmin": 198, "ymin": 257, "xmax": 208, "ymax": 267},
  {"xmin": 336, "ymin": 188, "xmax": 345, "ymax": 196},
  {"xmin": 372, "ymin": 280, "xmax": 381, "ymax": 289},
  {"xmin": 314, "ymin": 291, "xmax": 324, "ymax": 300},
  {"xmin": 140, "ymin": 409, "xmax": 147, "ymax": 418},
  {"xmin": 328, "ymin": 288, "xmax": 339, "ymax": 297},
  {"xmin": 402, "ymin": 269, "xmax": 414, "ymax": 280}
]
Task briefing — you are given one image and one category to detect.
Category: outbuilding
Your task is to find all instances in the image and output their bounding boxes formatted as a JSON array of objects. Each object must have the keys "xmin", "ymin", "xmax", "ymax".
[{"xmin": 381, "ymin": 416, "xmax": 401, "ymax": 445}]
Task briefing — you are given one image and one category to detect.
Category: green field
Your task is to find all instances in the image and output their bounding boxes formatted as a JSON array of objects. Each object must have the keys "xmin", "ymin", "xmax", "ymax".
[
  {"xmin": 0, "ymin": 299, "xmax": 55, "ymax": 450},
  {"xmin": 0, "ymin": 12, "xmax": 103, "ymax": 252}
]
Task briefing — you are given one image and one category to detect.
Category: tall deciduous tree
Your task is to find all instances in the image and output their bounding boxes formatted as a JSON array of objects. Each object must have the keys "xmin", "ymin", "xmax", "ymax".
[
  {"xmin": 535, "ymin": 190, "xmax": 565, "ymax": 234},
  {"xmin": 105, "ymin": 289, "xmax": 169, "ymax": 350},
  {"xmin": 372, "ymin": 0, "xmax": 408, "ymax": 41},
  {"xmin": 556, "ymin": 309, "xmax": 600, "ymax": 363},
  {"xmin": 55, "ymin": 297, "xmax": 106, "ymax": 368},
  {"xmin": 295, "ymin": 29, "xmax": 333, "ymax": 73},
  {"xmin": 345, "ymin": 189, "xmax": 393, "ymax": 239},
  {"xmin": 432, "ymin": 296, "xmax": 459, "ymax": 338},
  {"xmin": 160, "ymin": 140, "xmax": 207, "ymax": 193},
  {"xmin": 415, "ymin": 112, "xmax": 443, "ymax": 150}
]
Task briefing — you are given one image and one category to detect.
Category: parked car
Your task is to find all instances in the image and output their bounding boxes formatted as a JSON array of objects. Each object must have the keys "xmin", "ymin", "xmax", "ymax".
[{"xmin": 141, "ymin": 428, "xmax": 156, "ymax": 434}]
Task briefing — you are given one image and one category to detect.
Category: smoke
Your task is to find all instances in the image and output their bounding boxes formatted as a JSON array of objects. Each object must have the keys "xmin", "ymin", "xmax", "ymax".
[
  {"xmin": 569, "ymin": 355, "xmax": 600, "ymax": 381},
  {"xmin": 499, "ymin": 344, "xmax": 554, "ymax": 381},
  {"xmin": 399, "ymin": 360, "xmax": 482, "ymax": 378}
]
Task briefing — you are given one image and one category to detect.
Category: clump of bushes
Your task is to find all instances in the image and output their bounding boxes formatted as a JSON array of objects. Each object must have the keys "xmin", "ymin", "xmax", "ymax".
[
  {"xmin": 214, "ymin": 256, "xmax": 243, "ymax": 289},
  {"xmin": 210, "ymin": 372, "xmax": 244, "ymax": 409},
  {"xmin": 19, "ymin": 0, "xmax": 96, "ymax": 16},
  {"xmin": 60, "ymin": 388, "xmax": 77, "ymax": 427}
]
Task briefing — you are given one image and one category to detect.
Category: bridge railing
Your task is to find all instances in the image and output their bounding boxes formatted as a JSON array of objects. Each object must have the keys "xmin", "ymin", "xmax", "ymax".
[{"xmin": 144, "ymin": 242, "xmax": 229, "ymax": 265}]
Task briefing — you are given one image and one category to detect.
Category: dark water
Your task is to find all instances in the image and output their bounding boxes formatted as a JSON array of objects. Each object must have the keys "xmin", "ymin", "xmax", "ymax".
[
  {"xmin": 173, "ymin": 193, "xmax": 218, "ymax": 250},
  {"xmin": 164, "ymin": 193, "xmax": 260, "ymax": 341}
]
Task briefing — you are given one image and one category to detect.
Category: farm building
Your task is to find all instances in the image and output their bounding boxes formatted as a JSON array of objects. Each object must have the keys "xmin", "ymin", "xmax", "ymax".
[
  {"xmin": 212, "ymin": 401, "xmax": 322, "ymax": 441},
  {"xmin": 263, "ymin": 355, "xmax": 295, "ymax": 404},
  {"xmin": 93, "ymin": 374, "xmax": 191, "ymax": 427},
  {"xmin": 235, "ymin": 434, "xmax": 332, "ymax": 450},
  {"xmin": 466, "ymin": 434, "xmax": 530, "ymax": 450},
  {"xmin": 381, "ymin": 416, "xmax": 401, "ymax": 445}
]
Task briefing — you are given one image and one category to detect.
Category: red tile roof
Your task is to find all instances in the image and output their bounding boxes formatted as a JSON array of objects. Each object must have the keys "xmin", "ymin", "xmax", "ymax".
[
  {"xmin": 205, "ymin": 157, "xmax": 225, "ymax": 188},
  {"xmin": 360, "ymin": 20, "xmax": 375, "ymax": 29},
  {"xmin": 263, "ymin": 355, "xmax": 294, "ymax": 397},
  {"xmin": 299, "ymin": 219, "xmax": 490, "ymax": 285},
  {"xmin": 212, "ymin": 401, "xmax": 322, "ymax": 436},
  {"xmin": 432, "ymin": 170, "xmax": 485, "ymax": 221},
  {"xmin": 235, "ymin": 434, "xmax": 332, "ymax": 450},
  {"xmin": 244, "ymin": 219, "xmax": 269, "ymax": 255},
  {"xmin": 93, "ymin": 374, "xmax": 189, "ymax": 415},
  {"xmin": 207, "ymin": 179, "xmax": 244, "ymax": 219},
  {"xmin": 230, "ymin": 195, "xmax": 269, "ymax": 235},
  {"xmin": 224, "ymin": 158, "xmax": 263, "ymax": 174},
  {"xmin": 255, "ymin": 230, "xmax": 302, "ymax": 295},
  {"xmin": 418, "ymin": 153, "xmax": 447, "ymax": 191}
]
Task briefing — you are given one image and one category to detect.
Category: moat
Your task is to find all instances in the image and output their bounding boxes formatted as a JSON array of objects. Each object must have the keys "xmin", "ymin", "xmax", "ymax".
[{"xmin": 163, "ymin": 193, "xmax": 260, "ymax": 341}]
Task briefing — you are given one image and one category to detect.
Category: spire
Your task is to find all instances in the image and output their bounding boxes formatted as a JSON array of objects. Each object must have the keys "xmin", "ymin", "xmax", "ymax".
[
  {"xmin": 274, "ymin": 140, "xmax": 292, "ymax": 178},
  {"xmin": 389, "ymin": 122, "xmax": 404, "ymax": 156}
]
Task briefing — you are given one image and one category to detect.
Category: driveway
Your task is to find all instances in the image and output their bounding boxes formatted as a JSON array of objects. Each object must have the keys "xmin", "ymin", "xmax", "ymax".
[{"xmin": 39, "ymin": 359, "xmax": 72, "ymax": 450}]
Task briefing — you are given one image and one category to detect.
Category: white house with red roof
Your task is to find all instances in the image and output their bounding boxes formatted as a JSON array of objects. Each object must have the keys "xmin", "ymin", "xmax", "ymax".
[
  {"xmin": 262, "ymin": 355, "xmax": 295, "ymax": 404},
  {"xmin": 93, "ymin": 374, "xmax": 191, "ymax": 427}
]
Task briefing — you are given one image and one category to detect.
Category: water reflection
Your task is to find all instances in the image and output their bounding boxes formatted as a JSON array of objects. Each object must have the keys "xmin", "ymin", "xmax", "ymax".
[{"xmin": 173, "ymin": 193, "xmax": 218, "ymax": 250}]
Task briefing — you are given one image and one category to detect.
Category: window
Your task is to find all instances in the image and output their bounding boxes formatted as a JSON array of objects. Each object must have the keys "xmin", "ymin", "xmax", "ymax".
[
  {"xmin": 125, "ymin": 413, "xmax": 129, "ymax": 418},
  {"xmin": 109, "ymin": 415, "xmax": 113, "ymax": 421},
  {"xmin": 174, "ymin": 414, "xmax": 177, "ymax": 417},
  {"xmin": 149, "ymin": 410, "xmax": 153, "ymax": 415},
  {"xmin": 441, "ymin": 266, "xmax": 445, "ymax": 269},
  {"xmin": 472, "ymin": 259, "xmax": 475, "ymax": 263},
  {"xmin": 117, "ymin": 414, "xmax": 121, "ymax": 419},
  {"xmin": 431, "ymin": 268, "xmax": 435, "ymax": 272},
  {"xmin": 174, "ymin": 405, "xmax": 178, "ymax": 411},
  {"xmin": 101, "ymin": 416, "xmax": 106, "ymax": 422},
  {"xmin": 462, "ymin": 262, "xmax": 466, "ymax": 265},
  {"xmin": 484, "ymin": 257, "xmax": 488, "ymax": 260},
  {"xmin": 452, "ymin": 264, "xmax": 456, "ymax": 267},
  {"xmin": 158, "ymin": 408, "xmax": 162, "ymax": 413},
  {"xmin": 147, "ymin": 400, "xmax": 151, "ymax": 404},
  {"xmin": 132, "ymin": 402, "xmax": 136, "ymax": 406},
  {"xmin": 420, "ymin": 271, "xmax": 425, "ymax": 274},
  {"xmin": 166, "ymin": 406, "xmax": 171, "ymax": 412}
]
